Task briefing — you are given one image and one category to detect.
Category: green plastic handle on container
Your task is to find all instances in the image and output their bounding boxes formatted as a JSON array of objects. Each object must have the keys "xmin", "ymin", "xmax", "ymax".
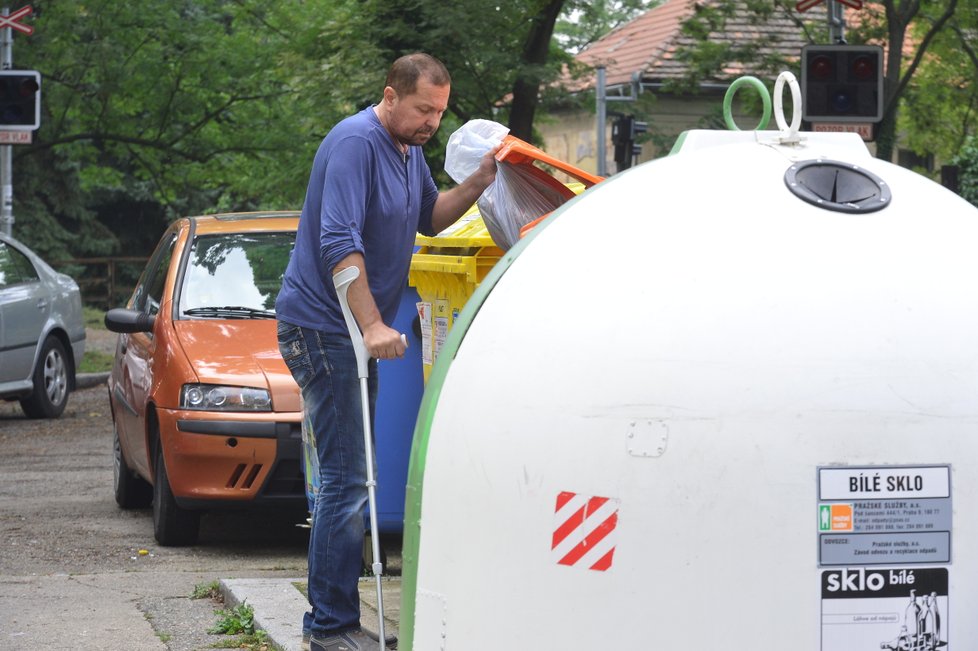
[{"xmin": 723, "ymin": 76, "xmax": 772, "ymax": 131}]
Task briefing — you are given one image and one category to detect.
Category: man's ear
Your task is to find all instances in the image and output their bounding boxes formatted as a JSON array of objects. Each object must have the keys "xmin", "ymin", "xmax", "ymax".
[{"xmin": 382, "ymin": 86, "xmax": 397, "ymax": 106}]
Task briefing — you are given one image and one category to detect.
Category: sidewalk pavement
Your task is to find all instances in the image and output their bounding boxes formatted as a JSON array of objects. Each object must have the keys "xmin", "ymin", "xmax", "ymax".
[
  {"xmin": 221, "ymin": 577, "xmax": 402, "ymax": 651},
  {"xmin": 75, "ymin": 372, "xmax": 403, "ymax": 650}
]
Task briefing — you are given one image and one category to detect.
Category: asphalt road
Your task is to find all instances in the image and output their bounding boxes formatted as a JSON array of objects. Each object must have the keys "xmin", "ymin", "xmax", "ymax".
[{"xmin": 0, "ymin": 380, "xmax": 311, "ymax": 650}]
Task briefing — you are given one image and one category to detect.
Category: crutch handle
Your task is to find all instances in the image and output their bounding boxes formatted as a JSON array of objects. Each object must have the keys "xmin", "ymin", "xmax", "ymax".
[{"xmin": 334, "ymin": 267, "xmax": 410, "ymax": 378}]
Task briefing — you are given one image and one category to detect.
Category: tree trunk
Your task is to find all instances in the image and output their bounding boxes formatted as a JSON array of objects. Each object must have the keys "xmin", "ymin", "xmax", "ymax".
[{"xmin": 508, "ymin": 0, "xmax": 565, "ymax": 142}]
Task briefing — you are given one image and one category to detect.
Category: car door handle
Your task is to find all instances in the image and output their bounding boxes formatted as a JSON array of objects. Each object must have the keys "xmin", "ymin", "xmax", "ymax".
[{"xmin": 36, "ymin": 298, "xmax": 48, "ymax": 310}]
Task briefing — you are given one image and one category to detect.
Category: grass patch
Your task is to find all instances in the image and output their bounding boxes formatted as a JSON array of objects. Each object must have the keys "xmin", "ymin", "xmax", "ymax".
[
  {"xmin": 83, "ymin": 306, "xmax": 106, "ymax": 329},
  {"xmin": 79, "ymin": 349, "xmax": 115, "ymax": 373},
  {"xmin": 209, "ymin": 602, "xmax": 255, "ymax": 635},
  {"xmin": 208, "ymin": 602, "xmax": 275, "ymax": 650},
  {"xmin": 209, "ymin": 630, "xmax": 272, "ymax": 649},
  {"xmin": 192, "ymin": 580, "xmax": 222, "ymax": 600}
]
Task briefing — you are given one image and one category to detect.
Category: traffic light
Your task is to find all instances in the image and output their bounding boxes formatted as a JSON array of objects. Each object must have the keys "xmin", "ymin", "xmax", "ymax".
[
  {"xmin": 611, "ymin": 114, "xmax": 648, "ymax": 171},
  {"xmin": 0, "ymin": 70, "xmax": 41, "ymax": 130},
  {"xmin": 801, "ymin": 45, "xmax": 882, "ymax": 122}
]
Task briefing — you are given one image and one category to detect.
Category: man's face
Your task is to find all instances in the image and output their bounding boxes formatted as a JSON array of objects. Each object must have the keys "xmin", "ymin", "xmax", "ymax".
[{"xmin": 384, "ymin": 78, "xmax": 450, "ymax": 147}]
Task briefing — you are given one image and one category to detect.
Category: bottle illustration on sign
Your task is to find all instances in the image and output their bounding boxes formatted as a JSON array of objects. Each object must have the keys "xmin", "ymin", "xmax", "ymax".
[{"xmin": 880, "ymin": 589, "xmax": 946, "ymax": 650}]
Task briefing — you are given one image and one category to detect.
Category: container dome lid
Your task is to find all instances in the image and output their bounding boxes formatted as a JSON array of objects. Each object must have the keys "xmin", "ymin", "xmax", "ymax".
[{"xmin": 784, "ymin": 159, "xmax": 891, "ymax": 213}]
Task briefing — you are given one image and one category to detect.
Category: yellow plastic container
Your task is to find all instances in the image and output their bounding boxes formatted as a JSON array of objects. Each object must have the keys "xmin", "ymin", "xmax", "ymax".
[
  {"xmin": 410, "ymin": 133, "xmax": 599, "ymax": 382},
  {"xmin": 409, "ymin": 206, "xmax": 503, "ymax": 383}
]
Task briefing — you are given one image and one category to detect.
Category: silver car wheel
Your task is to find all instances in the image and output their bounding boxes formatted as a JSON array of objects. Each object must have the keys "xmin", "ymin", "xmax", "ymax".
[{"xmin": 42, "ymin": 346, "xmax": 67, "ymax": 407}]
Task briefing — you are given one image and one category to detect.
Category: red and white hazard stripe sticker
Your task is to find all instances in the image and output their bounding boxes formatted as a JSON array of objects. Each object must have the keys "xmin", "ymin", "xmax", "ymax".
[{"xmin": 551, "ymin": 491, "xmax": 619, "ymax": 571}]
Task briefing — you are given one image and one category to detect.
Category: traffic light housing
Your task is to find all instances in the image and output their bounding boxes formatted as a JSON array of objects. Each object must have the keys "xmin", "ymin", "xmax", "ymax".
[
  {"xmin": 0, "ymin": 70, "xmax": 41, "ymax": 130},
  {"xmin": 611, "ymin": 114, "xmax": 648, "ymax": 171},
  {"xmin": 801, "ymin": 45, "xmax": 882, "ymax": 122}
]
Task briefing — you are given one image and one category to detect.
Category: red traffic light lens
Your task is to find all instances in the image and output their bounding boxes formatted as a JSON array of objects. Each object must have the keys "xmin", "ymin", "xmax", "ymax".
[
  {"xmin": 17, "ymin": 79, "xmax": 39, "ymax": 97},
  {"xmin": 810, "ymin": 55, "xmax": 833, "ymax": 80},
  {"xmin": 851, "ymin": 55, "xmax": 875, "ymax": 81}
]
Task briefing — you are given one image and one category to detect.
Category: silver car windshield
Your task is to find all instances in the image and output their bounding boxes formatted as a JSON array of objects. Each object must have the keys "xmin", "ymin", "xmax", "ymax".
[{"xmin": 179, "ymin": 232, "xmax": 294, "ymax": 319}]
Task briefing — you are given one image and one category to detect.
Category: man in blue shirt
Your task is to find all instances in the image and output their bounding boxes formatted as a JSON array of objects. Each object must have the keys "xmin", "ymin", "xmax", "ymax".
[{"xmin": 276, "ymin": 53, "xmax": 498, "ymax": 651}]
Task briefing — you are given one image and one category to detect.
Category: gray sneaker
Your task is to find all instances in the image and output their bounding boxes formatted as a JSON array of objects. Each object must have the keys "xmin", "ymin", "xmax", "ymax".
[
  {"xmin": 362, "ymin": 626, "xmax": 397, "ymax": 647},
  {"xmin": 310, "ymin": 628, "xmax": 388, "ymax": 651}
]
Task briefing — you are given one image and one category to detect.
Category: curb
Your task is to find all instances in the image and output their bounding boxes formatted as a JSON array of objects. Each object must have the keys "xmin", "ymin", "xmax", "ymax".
[
  {"xmin": 77, "ymin": 372, "xmax": 110, "ymax": 389},
  {"xmin": 221, "ymin": 578, "xmax": 307, "ymax": 651}
]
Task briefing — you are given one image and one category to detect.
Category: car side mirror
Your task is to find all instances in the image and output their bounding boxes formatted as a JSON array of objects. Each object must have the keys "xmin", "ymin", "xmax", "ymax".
[{"xmin": 104, "ymin": 308, "xmax": 155, "ymax": 334}]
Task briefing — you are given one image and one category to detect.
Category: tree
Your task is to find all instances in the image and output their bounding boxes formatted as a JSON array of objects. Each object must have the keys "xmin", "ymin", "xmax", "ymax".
[
  {"xmin": 11, "ymin": 0, "xmax": 366, "ymax": 258},
  {"xmin": 952, "ymin": 136, "xmax": 978, "ymax": 206},
  {"xmin": 898, "ymin": 0, "xmax": 978, "ymax": 166},
  {"xmin": 872, "ymin": 0, "xmax": 960, "ymax": 161},
  {"xmin": 10, "ymin": 0, "xmax": 613, "ymax": 263},
  {"xmin": 556, "ymin": 0, "xmax": 658, "ymax": 53}
]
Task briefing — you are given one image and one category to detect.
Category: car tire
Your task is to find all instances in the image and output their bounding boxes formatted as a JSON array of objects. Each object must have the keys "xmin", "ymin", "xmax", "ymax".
[
  {"xmin": 153, "ymin": 445, "xmax": 201, "ymax": 546},
  {"xmin": 20, "ymin": 336, "xmax": 71, "ymax": 419},
  {"xmin": 113, "ymin": 423, "xmax": 153, "ymax": 509}
]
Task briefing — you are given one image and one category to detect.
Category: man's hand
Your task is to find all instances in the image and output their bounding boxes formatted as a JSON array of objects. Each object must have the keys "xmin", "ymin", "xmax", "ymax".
[
  {"xmin": 472, "ymin": 143, "xmax": 501, "ymax": 189},
  {"xmin": 363, "ymin": 322, "xmax": 407, "ymax": 360}
]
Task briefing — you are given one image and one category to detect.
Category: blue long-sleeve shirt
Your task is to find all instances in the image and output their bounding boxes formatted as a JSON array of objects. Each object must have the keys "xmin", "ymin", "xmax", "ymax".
[{"xmin": 276, "ymin": 106, "xmax": 439, "ymax": 335}]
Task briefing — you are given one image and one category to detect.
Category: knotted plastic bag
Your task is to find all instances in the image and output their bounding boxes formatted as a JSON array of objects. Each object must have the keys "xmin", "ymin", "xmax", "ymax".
[{"xmin": 445, "ymin": 119, "xmax": 509, "ymax": 184}]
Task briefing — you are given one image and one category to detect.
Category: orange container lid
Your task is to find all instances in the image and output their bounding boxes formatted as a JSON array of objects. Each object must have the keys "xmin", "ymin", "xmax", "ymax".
[{"xmin": 495, "ymin": 135, "xmax": 604, "ymax": 239}]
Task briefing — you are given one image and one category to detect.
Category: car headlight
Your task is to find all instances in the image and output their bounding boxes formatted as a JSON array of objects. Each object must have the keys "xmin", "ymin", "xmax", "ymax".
[{"xmin": 180, "ymin": 384, "xmax": 272, "ymax": 412}]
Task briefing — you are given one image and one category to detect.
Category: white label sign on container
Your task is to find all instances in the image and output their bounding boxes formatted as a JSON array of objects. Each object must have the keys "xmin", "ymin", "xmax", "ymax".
[
  {"xmin": 821, "ymin": 567, "xmax": 947, "ymax": 651},
  {"xmin": 817, "ymin": 465, "xmax": 952, "ymax": 566}
]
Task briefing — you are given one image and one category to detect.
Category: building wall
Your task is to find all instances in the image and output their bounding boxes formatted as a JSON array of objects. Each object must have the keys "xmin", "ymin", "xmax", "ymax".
[{"xmin": 537, "ymin": 91, "xmax": 741, "ymax": 177}]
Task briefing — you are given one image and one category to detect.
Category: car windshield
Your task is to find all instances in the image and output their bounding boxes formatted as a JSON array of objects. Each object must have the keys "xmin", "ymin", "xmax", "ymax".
[{"xmin": 179, "ymin": 232, "xmax": 294, "ymax": 318}]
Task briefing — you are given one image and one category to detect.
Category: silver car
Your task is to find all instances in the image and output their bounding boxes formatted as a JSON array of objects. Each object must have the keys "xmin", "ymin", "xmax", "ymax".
[{"xmin": 0, "ymin": 232, "xmax": 86, "ymax": 418}]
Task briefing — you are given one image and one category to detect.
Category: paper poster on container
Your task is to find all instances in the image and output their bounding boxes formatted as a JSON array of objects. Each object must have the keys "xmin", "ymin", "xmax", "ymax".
[
  {"xmin": 821, "ymin": 567, "xmax": 948, "ymax": 651},
  {"xmin": 817, "ymin": 466, "xmax": 952, "ymax": 566},
  {"xmin": 416, "ymin": 302, "xmax": 433, "ymax": 366},
  {"xmin": 434, "ymin": 298, "xmax": 450, "ymax": 359}
]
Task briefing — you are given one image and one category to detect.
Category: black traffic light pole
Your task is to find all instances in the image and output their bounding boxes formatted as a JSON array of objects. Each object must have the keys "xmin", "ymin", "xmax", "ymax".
[
  {"xmin": 827, "ymin": 0, "xmax": 846, "ymax": 44},
  {"xmin": 1, "ymin": 5, "xmax": 14, "ymax": 237},
  {"xmin": 595, "ymin": 66, "xmax": 642, "ymax": 176}
]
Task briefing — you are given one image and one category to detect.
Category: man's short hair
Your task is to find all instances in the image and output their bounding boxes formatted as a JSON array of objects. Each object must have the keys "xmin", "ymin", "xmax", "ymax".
[{"xmin": 386, "ymin": 53, "xmax": 451, "ymax": 97}]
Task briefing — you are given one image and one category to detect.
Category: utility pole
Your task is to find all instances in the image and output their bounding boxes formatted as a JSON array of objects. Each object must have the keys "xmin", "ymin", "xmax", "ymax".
[
  {"xmin": 1, "ymin": 6, "xmax": 14, "ymax": 236},
  {"xmin": 827, "ymin": 0, "xmax": 846, "ymax": 43},
  {"xmin": 596, "ymin": 66, "xmax": 608, "ymax": 177},
  {"xmin": 595, "ymin": 67, "xmax": 641, "ymax": 176},
  {"xmin": 0, "ymin": 4, "xmax": 37, "ymax": 237}
]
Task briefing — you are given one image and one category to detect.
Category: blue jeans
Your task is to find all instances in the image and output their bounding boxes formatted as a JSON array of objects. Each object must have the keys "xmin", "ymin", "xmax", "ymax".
[{"xmin": 277, "ymin": 321, "xmax": 378, "ymax": 637}]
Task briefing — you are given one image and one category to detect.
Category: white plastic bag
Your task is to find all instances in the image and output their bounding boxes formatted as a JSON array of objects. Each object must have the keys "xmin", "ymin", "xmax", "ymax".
[{"xmin": 445, "ymin": 119, "xmax": 509, "ymax": 184}]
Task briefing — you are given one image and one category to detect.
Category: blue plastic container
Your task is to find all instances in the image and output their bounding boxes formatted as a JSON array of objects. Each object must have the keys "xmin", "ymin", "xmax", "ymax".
[{"xmin": 300, "ymin": 284, "xmax": 424, "ymax": 534}]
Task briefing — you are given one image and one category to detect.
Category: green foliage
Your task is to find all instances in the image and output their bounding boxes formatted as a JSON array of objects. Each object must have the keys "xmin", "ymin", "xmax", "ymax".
[
  {"xmin": 209, "ymin": 629, "xmax": 270, "ymax": 650},
  {"xmin": 78, "ymin": 349, "xmax": 114, "ymax": 374},
  {"xmin": 191, "ymin": 580, "xmax": 222, "ymax": 600},
  {"xmin": 666, "ymin": 0, "xmax": 822, "ymax": 95},
  {"xmin": 899, "ymin": 3, "xmax": 978, "ymax": 165},
  {"xmin": 952, "ymin": 136, "xmax": 978, "ymax": 207},
  {"xmin": 8, "ymin": 0, "xmax": 627, "ymax": 260},
  {"xmin": 209, "ymin": 602, "xmax": 255, "ymax": 635},
  {"xmin": 556, "ymin": 0, "xmax": 656, "ymax": 54}
]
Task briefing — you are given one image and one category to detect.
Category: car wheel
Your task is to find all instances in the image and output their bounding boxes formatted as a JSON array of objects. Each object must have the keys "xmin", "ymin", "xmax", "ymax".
[
  {"xmin": 20, "ymin": 336, "xmax": 71, "ymax": 419},
  {"xmin": 153, "ymin": 445, "xmax": 201, "ymax": 546},
  {"xmin": 113, "ymin": 423, "xmax": 153, "ymax": 509}
]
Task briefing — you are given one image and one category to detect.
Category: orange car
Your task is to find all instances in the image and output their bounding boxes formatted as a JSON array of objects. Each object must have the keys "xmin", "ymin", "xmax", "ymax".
[{"xmin": 105, "ymin": 212, "xmax": 304, "ymax": 546}]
